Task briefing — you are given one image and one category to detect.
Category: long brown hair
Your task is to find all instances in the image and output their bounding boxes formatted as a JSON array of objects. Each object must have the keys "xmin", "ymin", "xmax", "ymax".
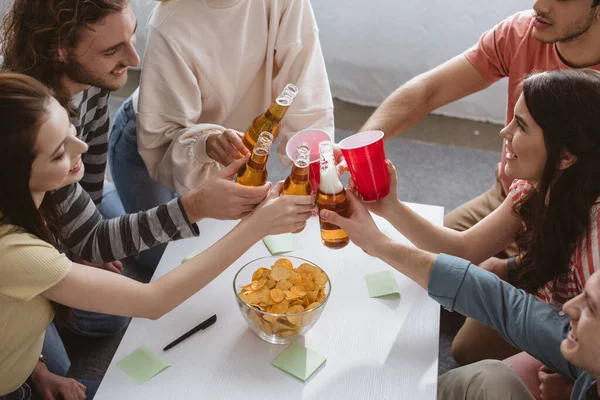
[
  {"xmin": 514, "ymin": 70, "xmax": 600, "ymax": 294},
  {"xmin": 1, "ymin": 0, "xmax": 127, "ymax": 112},
  {"xmin": 0, "ymin": 72, "xmax": 71, "ymax": 323}
]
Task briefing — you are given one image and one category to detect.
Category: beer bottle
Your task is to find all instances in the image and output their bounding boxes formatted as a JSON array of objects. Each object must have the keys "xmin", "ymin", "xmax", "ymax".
[
  {"xmin": 236, "ymin": 131, "xmax": 273, "ymax": 187},
  {"xmin": 242, "ymin": 83, "xmax": 298, "ymax": 152},
  {"xmin": 316, "ymin": 141, "xmax": 350, "ymax": 249},
  {"xmin": 283, "ymin": 142, "xmax": 312, "ymax": 196},
  {"xmin": 283, "ymin": 142, "xmax": 313, "ymax": 233}
]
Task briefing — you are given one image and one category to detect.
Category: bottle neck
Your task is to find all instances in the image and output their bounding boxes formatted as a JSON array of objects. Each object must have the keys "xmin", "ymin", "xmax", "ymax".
[{"xmin": 266, "ymin": 100, "xmax": 290, "ymax": 121}]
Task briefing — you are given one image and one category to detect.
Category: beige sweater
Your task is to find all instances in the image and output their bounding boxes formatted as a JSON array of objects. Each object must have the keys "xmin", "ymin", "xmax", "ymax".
[{"xmin": 137, "ymin": 0, "xmax": 334, "ymax": 194}]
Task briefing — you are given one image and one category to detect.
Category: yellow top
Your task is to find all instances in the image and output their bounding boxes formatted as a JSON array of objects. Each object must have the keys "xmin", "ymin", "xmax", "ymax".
[{"xmin": 0, "ymin": 224, "xmax": 71, "ymax": 394}]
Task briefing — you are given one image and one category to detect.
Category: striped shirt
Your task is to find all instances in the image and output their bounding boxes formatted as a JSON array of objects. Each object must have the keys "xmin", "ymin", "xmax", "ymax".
[
  {"xmin": 510, "ymin": 179, "xmax": 600, "ymax": 307},
  {"xmin": 71, "ymin": 88, "xmax": 110, "ymax": 205},
  {"xmin": 46, "ymin": 183, "xmax": 198, "ymax": 263}
]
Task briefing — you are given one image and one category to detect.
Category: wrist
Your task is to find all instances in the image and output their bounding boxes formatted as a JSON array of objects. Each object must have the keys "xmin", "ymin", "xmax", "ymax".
[
  {"xmin": 180, "ymin": 189, "xmax": 206, "ymax": 222},
  {"xmin": 368, "ymin": 233, "xmax": 395, "ymax": 257},
  {"xmin": 30, "ymin": 360, "xmax": 49, "ymax": 383}
]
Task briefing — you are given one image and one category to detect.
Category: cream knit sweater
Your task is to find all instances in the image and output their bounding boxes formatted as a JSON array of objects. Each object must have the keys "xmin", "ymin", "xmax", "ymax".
[{"xmin": 136, "ymin": 0, "xmax": 334, "ymax": 194}]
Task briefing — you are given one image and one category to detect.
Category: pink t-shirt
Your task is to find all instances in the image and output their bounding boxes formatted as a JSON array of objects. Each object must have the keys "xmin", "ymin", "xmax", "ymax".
[
  {"xmin": 464, "ymin": 10, "xmax": 600, "ymax": 193},
  {"xmin": 509, "ymin": 180, "xmax": 600, "ymax": 308}
]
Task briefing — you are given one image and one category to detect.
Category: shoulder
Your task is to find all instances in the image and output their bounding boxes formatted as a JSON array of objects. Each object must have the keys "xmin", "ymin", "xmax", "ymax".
[{"xmin": 509, "ymin": 179, "xmax": 534, "ymax": 203}]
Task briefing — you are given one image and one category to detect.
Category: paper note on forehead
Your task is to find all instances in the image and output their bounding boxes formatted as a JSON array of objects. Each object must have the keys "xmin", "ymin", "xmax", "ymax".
[
  {"xmin": 116, "ymin": 346, "xmax": 171, "ymax": 384},
  {"xmin": 182, "ymin": 247, "xmax": 205, "ymax": 263},
  {"xmin": 263, "ymin": 233, "xmax": 301, "ymax": 255},
  {"xmin": 272, "ymin": 343, "xmax": 327, "ymax": 382},
  {"xmin": 364, "ymin": 270, "xmax": 400, "ymax": 298}
]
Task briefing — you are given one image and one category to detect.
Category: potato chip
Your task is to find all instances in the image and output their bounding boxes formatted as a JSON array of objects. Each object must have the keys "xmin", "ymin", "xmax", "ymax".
[
  {"xmin": 286, "ymin": 305, "xmax": 305, "ymax": 325},
  {"xmin": 261, "ymin": 321, "xmax": 273, "ymax": 335},
  {"xmin": 275, "ymin": 279, "xmax": 292, "ymax": 291},
  {"xmin": 252, "ymin": 267, "xmax": 266, "ymax": 281},
  {"xmin": 271, "ymin": 265, "xmax": 292, "ymax": 281},
  {"xmin": 270, "ymin": 288, "xmax": 285, "ymax": 303},
  {"xmin": 274, "ymin": 258, "xmax": 293, "ymax": 270},
  {"xmin": 266, "ymin": 279, "xmax": 276, "ymax": 289},
  {"xmin": 251, "ymin": 278, "xmax": 267, "ymax": 291},
  {"xmin": 290, "ymin": 271, "xmax": 302, "ymax": 286},
  {"xmin": 269, "ymin": 299, "xmax": 290, "ymax": 314}
]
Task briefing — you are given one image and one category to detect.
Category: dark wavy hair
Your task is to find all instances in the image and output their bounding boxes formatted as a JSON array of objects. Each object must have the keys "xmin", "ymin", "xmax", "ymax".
[
  {"xmin": 0, "ymin": 72, "xmax": 71, "ymax": 324},
  {"xmin": 1, "ymin": 0, "xmax": 127, "ymax": 112},
  {"xmin": 514, "ymin": 70, "xmax": 600, "ymax": 294}
]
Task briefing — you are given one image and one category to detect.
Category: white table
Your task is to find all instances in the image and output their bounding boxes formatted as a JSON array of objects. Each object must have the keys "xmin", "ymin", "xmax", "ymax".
[{"xmin": 95, "ymin": 202, "xmax": 444, "ymax": 400}]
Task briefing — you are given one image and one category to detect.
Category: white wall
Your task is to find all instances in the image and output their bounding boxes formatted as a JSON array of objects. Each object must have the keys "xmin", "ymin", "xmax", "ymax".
[{"xmin": 312, "ymin": 0, "xmax": 532, "ymax": 124}]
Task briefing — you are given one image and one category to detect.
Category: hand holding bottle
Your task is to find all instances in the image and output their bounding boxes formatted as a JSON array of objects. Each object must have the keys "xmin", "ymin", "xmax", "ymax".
[
  {"xmin": 246, "ymin": 181, "xmax": 314, "ymax": 237},
  {"xmin": 206, "ymin": 129, "xmax": 250, "ymax": 166}
]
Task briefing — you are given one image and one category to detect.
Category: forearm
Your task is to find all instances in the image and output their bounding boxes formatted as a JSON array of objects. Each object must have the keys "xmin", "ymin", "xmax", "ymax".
[
  {"xmin": 49, "ymin": 184, "xmax": 198, "ymax": 263},
  {"xmin": 145, "ymin": 219, "xmax": 260, "ymax": 318},
  {"xmin": 370, "ymin": 239, "xmax": 437, "ymax": 290},
  {"xmin": 360, "ymin": 77, "xmax": 435, "ymax": 138},
  {"xmin": 44, "ymin": 218, "xmax": 262, "ymax": 320},
  {"xmin": 428, "ymin": 254, "xmax": 578, "ymax": 381},
  {"xmin": 384, "ymin": 200, "xmax": 467, "ymax": 258},
  {"xmin": 361, "ymin": 55, "xmax": 491, "ymax": 138}
]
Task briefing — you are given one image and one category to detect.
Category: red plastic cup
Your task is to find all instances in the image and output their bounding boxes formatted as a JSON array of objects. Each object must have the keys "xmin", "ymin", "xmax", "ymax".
[
  {"xmin": 339, "ymin": 130, "xmax": 389, "ymax": 201},
  {"xmin": 286, "ymin": 129, "xmax": 331, "ymax": 194}
]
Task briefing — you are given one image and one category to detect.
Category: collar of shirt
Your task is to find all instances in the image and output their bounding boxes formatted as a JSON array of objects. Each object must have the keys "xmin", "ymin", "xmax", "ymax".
[{"xmin": 586, "ymin": 382, "xmax": 599, "ymax": 400}]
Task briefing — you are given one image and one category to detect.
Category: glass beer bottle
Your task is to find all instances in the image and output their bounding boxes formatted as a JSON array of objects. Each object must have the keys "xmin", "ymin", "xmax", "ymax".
[
  {"xmin": 236, "ymin": 132, "xmax": 273, "ymax": 187},
  {"xmin": 283, "ymin": 142, "xmax": 313, "ymax": 233},
  {"xmin": 283, "ymin": 142, "xmax": 312, "ymax": 196},
  {"xmin": 242, "ymin": 83, "xmax": 298, "ymax": 152},
  {"xmin": 316, "ymin": 141, "xmax": 350, "ymax": 249}
]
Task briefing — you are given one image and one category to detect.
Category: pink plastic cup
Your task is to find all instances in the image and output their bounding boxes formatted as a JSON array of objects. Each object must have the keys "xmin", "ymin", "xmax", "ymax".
[
  {"xmin": 338, "ymin": 130, "xmax": 389, "ymax": 202},
  {"xmin": 286, "ymin": 129, "xmax": 331, "ymax": 194}
]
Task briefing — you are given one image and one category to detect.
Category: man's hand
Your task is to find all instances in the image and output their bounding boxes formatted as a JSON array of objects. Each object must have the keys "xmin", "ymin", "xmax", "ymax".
[
  {"xmin": 181, "ymin": 157, "xmax": 271, "ymax": 222},
  {"xmin": 206, "ymin": 129, "xmax": 250, "ymax": 166},
  {"xmin": 72, "ymin": 255, "xmax": 123, "ymax": 274},
  {"xmin": 538, "ymin": 365, "xmax": 573, "ymax": 400},
  {"xmin": 31, "ymin": 362, "xmax": 87, "ymax": 400}
]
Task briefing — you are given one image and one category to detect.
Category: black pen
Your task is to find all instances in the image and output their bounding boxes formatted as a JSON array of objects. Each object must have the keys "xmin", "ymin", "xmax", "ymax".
[{"xmin": 163, "ymin": 314, "xmax": 217, "ymax": 351}]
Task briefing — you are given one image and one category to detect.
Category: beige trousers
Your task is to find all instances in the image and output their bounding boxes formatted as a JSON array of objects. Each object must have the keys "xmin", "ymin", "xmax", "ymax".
[{"xmin": 438, "ymin": 360, "xmax": 535, "ymax": 400}]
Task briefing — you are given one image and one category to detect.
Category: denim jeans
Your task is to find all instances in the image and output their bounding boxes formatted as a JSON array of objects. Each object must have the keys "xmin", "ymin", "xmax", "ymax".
[
  {"xmin": 0, "ymin": 379, "xmax": 100, "ymax": 400},
  {"xmin": 108, "ymin": 96, "xmax": 176, "ymax": 270}
]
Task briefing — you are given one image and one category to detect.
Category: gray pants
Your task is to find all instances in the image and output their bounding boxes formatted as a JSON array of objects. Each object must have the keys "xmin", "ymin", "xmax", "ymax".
[{"xmin": 438, "ymin": 360, "xmax": 535, "ymax": 400}]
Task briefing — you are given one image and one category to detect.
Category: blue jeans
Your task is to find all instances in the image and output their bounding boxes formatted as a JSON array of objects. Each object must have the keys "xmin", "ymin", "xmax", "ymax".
[{"xmin": 108, "ymin": 96, "xmax": 176, "ymax": 270}]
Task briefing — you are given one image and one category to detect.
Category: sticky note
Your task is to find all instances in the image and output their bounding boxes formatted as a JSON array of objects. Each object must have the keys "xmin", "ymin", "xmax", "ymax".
[
  {"xmin": 182, "ymin": 247, "xmax": 204, "ymax": 263},
  {"xmin": 116, "ymin": 346, "xmax": 171, "ymax": 384},
  {"xmin": 272, "ymin": 343, "xmax": 326, "ymax": 382},
  {"xmin": 364, "ymin": 270, "xmax": 400, "ymax": 298},
  {"xmin": 262, "ymin": 234, "xmax": 301, "ymax": 255}
]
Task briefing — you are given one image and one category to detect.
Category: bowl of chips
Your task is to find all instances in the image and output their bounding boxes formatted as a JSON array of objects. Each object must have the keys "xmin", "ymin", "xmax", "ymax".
[{"xmin": 234, "ymin": 256, "xmax": 331, "ymax": 344}]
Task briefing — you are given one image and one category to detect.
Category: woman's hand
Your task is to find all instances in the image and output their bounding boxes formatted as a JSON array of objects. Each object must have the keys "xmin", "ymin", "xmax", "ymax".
[
  {"xmin": 31, "ymin": 362, "xmax": 87, "ymax": 400},
  {"xmin": 349, "ymin": 160, "xmax": 400, "ymax": 218},
  {"xmin": 247, "ymin": 181, "xmax": 314, "ymax": 236},
  {"xmin": 319, "ymin": 190, "xmax": 391, "ymax": 256}
]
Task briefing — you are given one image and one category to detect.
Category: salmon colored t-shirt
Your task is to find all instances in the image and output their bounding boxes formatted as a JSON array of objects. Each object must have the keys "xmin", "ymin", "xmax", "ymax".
[{"xmin": 464, "ymin": 10, "xmax": 600, "ymax": 193}]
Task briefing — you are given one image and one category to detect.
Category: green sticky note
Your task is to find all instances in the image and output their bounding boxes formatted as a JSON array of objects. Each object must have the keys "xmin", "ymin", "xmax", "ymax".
[
  {"xmin": 272, "ymin": 343, "xmax": 327, "ymax": 382},
  {"xmin": 364, "ymin": 270, "xmax": 400, "ymax": 298},
  {"xmin": 182, "ymin": 247, "xmax": 204, "ymax": 263},
  {"xmin": 116, "ymin": 346, "xmax": 171, "ymax": 384},
  {"xmin": 262, "ymin": 234, "xmax": 301, "ymax": 255}
]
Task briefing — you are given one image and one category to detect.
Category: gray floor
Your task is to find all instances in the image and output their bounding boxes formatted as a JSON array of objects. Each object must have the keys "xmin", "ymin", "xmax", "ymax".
[{"xmin": 65, "ymin": 73, "xmax": 504, "ymax": 383}]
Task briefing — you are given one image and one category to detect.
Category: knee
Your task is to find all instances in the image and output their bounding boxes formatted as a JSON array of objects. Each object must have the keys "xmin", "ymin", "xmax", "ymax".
[
  {"xmin": 451, "ymin": 335, "xmax": 478, "ymax": 366},
  {"xmin": 469, "ymin": 360, "xmax": 524, "ymax": 392}
]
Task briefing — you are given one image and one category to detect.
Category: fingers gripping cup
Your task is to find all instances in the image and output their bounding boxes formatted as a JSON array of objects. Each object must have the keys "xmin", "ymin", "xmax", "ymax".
[
  {"xmin": 338, "ymin": 131, "xmax": 390, "ymax": 202},
  {"xmin": 286, "ymin": 129, "xmax": 331, "ymax": 195}
]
